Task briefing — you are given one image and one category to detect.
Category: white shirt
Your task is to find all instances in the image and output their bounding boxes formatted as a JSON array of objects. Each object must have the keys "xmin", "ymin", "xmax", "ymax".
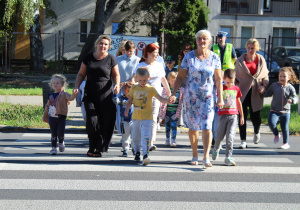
[{"xmin": 134, "ymin": 61, "xmax": 165, "ymax": 94}]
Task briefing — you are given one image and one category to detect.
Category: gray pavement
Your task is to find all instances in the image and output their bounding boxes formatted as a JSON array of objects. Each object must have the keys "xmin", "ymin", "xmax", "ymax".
[{"xmin": 0, "ymin": 95, "xmax": 273, "ymax": 134}]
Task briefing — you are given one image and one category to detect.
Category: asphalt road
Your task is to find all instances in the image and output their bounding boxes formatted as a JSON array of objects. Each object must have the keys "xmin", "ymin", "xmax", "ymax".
[{"xmin": 0, "ymin": 131, "xmax": 300, "ymax": 209}]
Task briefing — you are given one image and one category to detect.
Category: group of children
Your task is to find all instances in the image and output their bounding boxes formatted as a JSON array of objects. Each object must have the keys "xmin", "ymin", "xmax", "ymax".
[{"xmin": 42, "ymin": 63, "xmax": 298, "ymax": 167}]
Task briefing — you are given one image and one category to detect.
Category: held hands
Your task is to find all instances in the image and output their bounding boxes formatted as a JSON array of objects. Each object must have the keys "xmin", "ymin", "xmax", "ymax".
[
  {"xmin": 73, "ymin": 88, "xmax": 79, "ymax": 95},
  {"xmin": 287, "ymin": 99, "xmax": 292, "ymax": 104},
  {"xmin": 217, "ymin": 99, "xmax": 224, "ymax": 109},
  {"xmin": 169, "ymin": 95, "xmax": 176, "ymax": 104},
  {"xmin": 124, "ymin": 108, "xmax": 129, "ymax": 117},
  {"xmin": 258, "ymin": 86, "xmax": 266, "ymax": 94}
]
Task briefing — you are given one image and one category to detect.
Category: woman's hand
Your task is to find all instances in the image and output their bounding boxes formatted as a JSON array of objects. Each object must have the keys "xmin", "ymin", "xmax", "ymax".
[
  {"xmin": 169, "ymin": 95, "xmax": 176, "ymax": 104},
  {"xmin": 73, "ymin": 88, "xmax": 79, "ymax": 95},
  {"xmin": 114, "ymin": 84, "xmax": 120, "ymax": 94}
]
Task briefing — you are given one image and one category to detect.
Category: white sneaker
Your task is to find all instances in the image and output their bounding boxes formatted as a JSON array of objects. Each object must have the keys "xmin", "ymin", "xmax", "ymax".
[
  {"xmin": 165, "ymin": 139, "xmax": 170, "ymax": 145},
  {"xmin": 239, "ymin": 141, "xmax": 247, "ymax": 149},
  {"xmin": 225, "ymin": 157, "xmax": 236, "ymax": 166},
  {"xmin": 142, "ymin": 154, "xmax": 150, "ymax": 166},
  {"xmin": 149, "ymin": 145, "xmax": 157, "ymax": 151},
  {"xmin": 171, "ymin": 140, "xmax": 176, "ymax": 148},
  {"xmin": 59, "ymin": 142, "xmax": 65, "ymax": 152},
  {"xmin": 50, "ymin": 147, "xmax": 57, "ymax": 155},
  {"xmin": 157, "ymin": 123, "xmax": 161, "ymax": 130},
  {"xmin": 253, "ymin": 133, "xmax": 260, "ymax": 144},
  {"xmin": 280, "ymin": 143, "xmax": 290, "ymax": 149}
]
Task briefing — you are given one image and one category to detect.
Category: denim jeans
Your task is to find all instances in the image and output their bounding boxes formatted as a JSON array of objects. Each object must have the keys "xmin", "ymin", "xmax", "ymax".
[
  {"xmin": 165, "ymin": 111, "xmax": 178, "ymax": 141},
  {"xmin": 268, "ymin": 111, "xmax": 290, "ymax": 144}
]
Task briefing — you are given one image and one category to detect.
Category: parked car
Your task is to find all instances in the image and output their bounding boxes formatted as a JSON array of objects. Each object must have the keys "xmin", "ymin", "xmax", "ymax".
[
  {"xmin": 271, "ymin": 46, "xmax": 300, "ymax": 73},
  {"xmin": 235, "ymin": 48, "xmax": 280, "ymax": 77}
]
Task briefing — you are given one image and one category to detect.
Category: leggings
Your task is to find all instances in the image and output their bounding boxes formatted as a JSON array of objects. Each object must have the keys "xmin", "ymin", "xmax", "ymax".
[
  {"xmin": 48, "ymin": 116, "xmax": 66, "ymax": 148},
  {"xmin": 239, "ymin": 88, "xmax": 261, "ymax": 140}
]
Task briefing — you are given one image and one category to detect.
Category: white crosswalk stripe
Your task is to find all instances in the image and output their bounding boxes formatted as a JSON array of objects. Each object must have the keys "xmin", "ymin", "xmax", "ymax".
[{"xmin": 0, "ymin": 132, "xmax": 299, "ymax": 208}]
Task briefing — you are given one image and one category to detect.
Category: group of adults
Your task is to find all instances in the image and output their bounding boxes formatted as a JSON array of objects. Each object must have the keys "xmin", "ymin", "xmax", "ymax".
[{"xmin": 73, "ymin": 29, "xmax": 269, "ymax": 167}]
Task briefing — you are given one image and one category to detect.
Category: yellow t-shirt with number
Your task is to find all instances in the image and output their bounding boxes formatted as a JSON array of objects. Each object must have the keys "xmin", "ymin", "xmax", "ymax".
[{"xmin": 129, "ymin": 84, "xmax": 158, "ymax": 120}]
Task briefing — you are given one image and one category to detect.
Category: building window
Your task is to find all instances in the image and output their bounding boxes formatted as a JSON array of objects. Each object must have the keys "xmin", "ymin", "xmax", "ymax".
[
  {"xmin": 273, "ymin": 28, "xmax": 296, "ymax": 47},
  {"xmin": 241, "ymin": 27, "xmax": 253, "ymax": 48},
  {"xmin": 79, "ymin": 20, "xmax": 93, "ymax": 43},
  {"xmin": 112, "ymin": 22, "xmax": 123, "ymax": 35},
  {"xmin": 264, "ymin": 0, "xmax": 271, "ymax": 11}
]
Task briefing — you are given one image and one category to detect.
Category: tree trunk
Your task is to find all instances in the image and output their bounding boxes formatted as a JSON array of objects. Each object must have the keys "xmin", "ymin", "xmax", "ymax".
[
  {"xmin": 75, "ymin": 0, "xmax": 121, "ymax": 71},
  {"xmin": 9, "ymin": 3, "xmax": 21, "ymax": 60},
  {"xmin": 30, "ymin": 14, "xmax": 44, "ymax": 71},
  {"xmin": 158, "ymin": 11, "xmax": 165, "ymax": 55}
]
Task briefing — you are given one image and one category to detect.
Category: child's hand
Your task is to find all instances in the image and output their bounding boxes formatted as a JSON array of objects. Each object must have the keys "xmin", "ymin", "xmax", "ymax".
[
  {"xmin": 287, "ymin": 99, "xmax": 292, "ymax": 104},
  {"xmin": 171, "ymin": 114, "xmax": 177, "ymax": 120},
  {"xmin": 240, "ymin": 117, "xmax": 244, "ymax": 126},
  {"xmin": 169, "ymin": 96, "xmax": 176, "ymax": 104}
]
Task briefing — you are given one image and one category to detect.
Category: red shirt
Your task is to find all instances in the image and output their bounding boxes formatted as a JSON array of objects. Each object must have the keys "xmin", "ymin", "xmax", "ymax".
[
  {"xmin": 244, "ymin": 56, "xmax": 258, "ymax": 76},
  {"xmin": 218, "ymin": 85, "xmax": 242, "ymax": 115}
]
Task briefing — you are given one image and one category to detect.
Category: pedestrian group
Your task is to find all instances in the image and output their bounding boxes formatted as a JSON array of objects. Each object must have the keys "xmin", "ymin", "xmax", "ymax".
[{"xmin": 42, "ymin": 29, "xmax": 299, "ymax": 168}]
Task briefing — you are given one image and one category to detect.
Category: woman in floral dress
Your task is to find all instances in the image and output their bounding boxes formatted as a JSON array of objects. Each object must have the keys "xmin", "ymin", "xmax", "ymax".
[{"xmin": 170, "ymin": 30, "xmax": 223, "ymax": 168}]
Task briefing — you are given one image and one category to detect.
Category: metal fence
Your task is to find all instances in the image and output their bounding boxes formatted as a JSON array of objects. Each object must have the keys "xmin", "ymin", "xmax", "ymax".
[{"xmin": 1, "ymin": 31, "xmax": 300, "ymax": 75}]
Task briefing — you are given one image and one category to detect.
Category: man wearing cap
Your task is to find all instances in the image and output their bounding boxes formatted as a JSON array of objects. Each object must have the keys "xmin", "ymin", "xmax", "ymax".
[
  {"xmin": 164, "ymin": 55, "xmax": 177, "ymax": 78},
  {"xmin": 212, "ymin": 31, "xmax": 237, "ymax": 71}
]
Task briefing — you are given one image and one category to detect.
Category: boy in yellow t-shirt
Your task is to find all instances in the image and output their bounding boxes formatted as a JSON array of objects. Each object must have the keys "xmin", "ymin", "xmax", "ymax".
[{"xmin": 125, "ymin": 67, "xmax": 170, "ymax": 166}]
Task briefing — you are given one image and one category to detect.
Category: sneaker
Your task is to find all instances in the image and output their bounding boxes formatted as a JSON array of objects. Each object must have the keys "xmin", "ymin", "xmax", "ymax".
[
  {"xmin": 225, "ymin": 157, "xmax": 236, "ymax": 166},
  {"xmin": 149, "ymin": 145, "xmax": 157, "ymax": 151},
  {"xmin": 165, "ymin": 139, "xmax": 170, "ymax": 146},
  {"xmin": 157, "ymin": 123, "xmax": 161, "ymax": 130},
  {"xmin": 212, "ymin": 149, "xmax": 220, "ymax": 160},
  {"xmin": 280, "ymin": 143, "xmax": 290, "ymax": 149},
  {"xmin": 50, "ymin": 147, "xmax": 57, "ymax": 155},
  {"xmin": 122, "ymin": 150, "xmax": 128, "ymax": 157},
  {"xmin": 274, "ymin": 134, "xmax": 280, "ymax": 144},
  {"xmin": 134, "ymin": 152, "xmax": 141, "ymax": 162},
  {"xmin": 142, "ymin": 154, "xmax": 150, "ymax": 166},
  {"xmin": 171, "ymin": 140, "xmax": 176, "ymax": 148},
  {"xmin": 253, "ymin": 133, "xmax": 260, "ymax": 144},
  {"xmin": 59, "ymin": 142, "xmax": 65, "ymax": 152},
  {"xmin": 239, "ymin": 141, "xmax": 247, "ymax": 149}
]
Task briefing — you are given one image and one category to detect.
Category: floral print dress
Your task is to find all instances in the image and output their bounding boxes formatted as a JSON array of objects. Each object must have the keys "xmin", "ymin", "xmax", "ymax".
[{"xmin": 180, "ymin": 50, "xmax": 221, "ymax": 130}]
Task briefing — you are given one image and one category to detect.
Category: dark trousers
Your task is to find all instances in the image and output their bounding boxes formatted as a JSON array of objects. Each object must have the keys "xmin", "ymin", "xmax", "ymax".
[
  {"xmin": 85, "ymin": 96, "xmax": 116, "ymax": 153},
  {"xmin": 48, "ymin": 116, "xmax": 66, "ymax": 148},
  {"xmin": 239, "ymin": 88, "xmax": 261, "ymax": 140}
]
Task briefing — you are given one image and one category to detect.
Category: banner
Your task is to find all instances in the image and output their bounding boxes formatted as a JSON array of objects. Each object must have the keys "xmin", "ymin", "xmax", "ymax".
[{"xmin": 108, "ymin": 35, "xmax": 157, "ymax": 57}]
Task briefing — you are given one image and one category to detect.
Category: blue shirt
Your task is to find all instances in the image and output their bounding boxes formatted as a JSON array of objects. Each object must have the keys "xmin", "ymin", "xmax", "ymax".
[
  {"xmin": 118, "ymin": 94, "xmax": 133, "ymax": 122},
  {"xmin": 116, "ymin": 54, "xmax": 140, "ymax": 83}
]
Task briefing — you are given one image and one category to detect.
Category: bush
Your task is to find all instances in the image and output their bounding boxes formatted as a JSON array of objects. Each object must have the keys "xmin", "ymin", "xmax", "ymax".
[{"xmin": 0, "ymin": 103, "xmax": 48, "ymax": 128}]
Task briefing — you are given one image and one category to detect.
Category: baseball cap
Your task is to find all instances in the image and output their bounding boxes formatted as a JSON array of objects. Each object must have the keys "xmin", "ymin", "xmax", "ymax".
[{"xmin": 165, "ymin": 55, "xmax": 175, "ymax": 62}]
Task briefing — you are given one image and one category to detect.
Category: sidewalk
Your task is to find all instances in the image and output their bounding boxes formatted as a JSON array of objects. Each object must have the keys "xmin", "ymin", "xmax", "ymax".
[{"xmin": 0, "ymin": 95, "xmax": 272, "ymax": 134}]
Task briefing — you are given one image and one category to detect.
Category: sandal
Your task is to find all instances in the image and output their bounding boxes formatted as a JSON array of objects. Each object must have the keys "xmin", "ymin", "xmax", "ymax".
[
  {"xmin": 87, "ymin": 149, "xmax": 94, "ymax": 157},
  {"xmin": 190, "ymin": 157, "xmax": 198, "ymax": 165},
  {"xmin": 203, "ymin": 159, "xmax": 212, "ymax": 169},
  {"xmin": 93, "ymin": 151, "xmax": 102, "ymax": 157}
]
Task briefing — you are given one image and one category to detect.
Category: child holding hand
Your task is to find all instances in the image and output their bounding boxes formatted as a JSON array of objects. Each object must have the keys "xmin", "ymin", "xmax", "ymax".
[
  {"xmin": 158, "ymin": 71, "xmax": 184, "ymax": 147},
  {"xmin": 125, "ymin": 67, "xmax": 170, "ymax": 166},
  {"xmin": 212, "ymin": 69, "xmax": 244, "ymax": 166},
  {"xmin": 42, "ymin": 74, "xmax": 77, "ymax": 155},
  {"xmin": 259, "ymin": 67, "xmax": 299, "ymax": 149}
]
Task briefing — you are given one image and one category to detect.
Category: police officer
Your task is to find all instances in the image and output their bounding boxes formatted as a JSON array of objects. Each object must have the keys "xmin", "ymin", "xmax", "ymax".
[{"xmin": 212, "ymin": 31, "xmax": 237, "ymax": 71}]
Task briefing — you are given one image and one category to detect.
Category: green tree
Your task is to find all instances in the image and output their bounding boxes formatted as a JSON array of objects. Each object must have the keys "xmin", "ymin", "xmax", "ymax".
[
  {"xmin": 76, "ymin": 0, "xmax": 123, "ymax": 69},
  {"xmin": 118, "ymin": 0, "xmax": 209, "ymax": 58},
  {"xmin": 2, "ymin": 0, "xmax": 59, "ymax": 71}
]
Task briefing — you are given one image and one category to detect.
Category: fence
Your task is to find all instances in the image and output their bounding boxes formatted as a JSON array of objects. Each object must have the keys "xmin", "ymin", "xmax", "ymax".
[{"xmin": 1, "ymin": 31, "xmax": 300, "ymax": 75}]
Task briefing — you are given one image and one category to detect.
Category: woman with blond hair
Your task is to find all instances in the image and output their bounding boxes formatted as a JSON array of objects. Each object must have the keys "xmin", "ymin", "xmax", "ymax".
[
  {"xmin": 73, "ymin": 35, "xmax": 120, "ymax": 157},
  {"xmin": 235, "ymin": 38, "xmax": 269, "ymax": 149}
]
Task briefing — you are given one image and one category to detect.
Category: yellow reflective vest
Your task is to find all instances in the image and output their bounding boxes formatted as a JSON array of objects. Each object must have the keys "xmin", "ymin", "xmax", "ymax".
[{"xmin": 213, "ymin": 43, "xmax": 235, "ymax": 71}]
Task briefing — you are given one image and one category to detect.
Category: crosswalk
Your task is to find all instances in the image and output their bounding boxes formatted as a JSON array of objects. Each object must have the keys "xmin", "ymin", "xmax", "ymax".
[{"xmin": 1, "ymin": 132, "xmax": 300, "ymax": 209}]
